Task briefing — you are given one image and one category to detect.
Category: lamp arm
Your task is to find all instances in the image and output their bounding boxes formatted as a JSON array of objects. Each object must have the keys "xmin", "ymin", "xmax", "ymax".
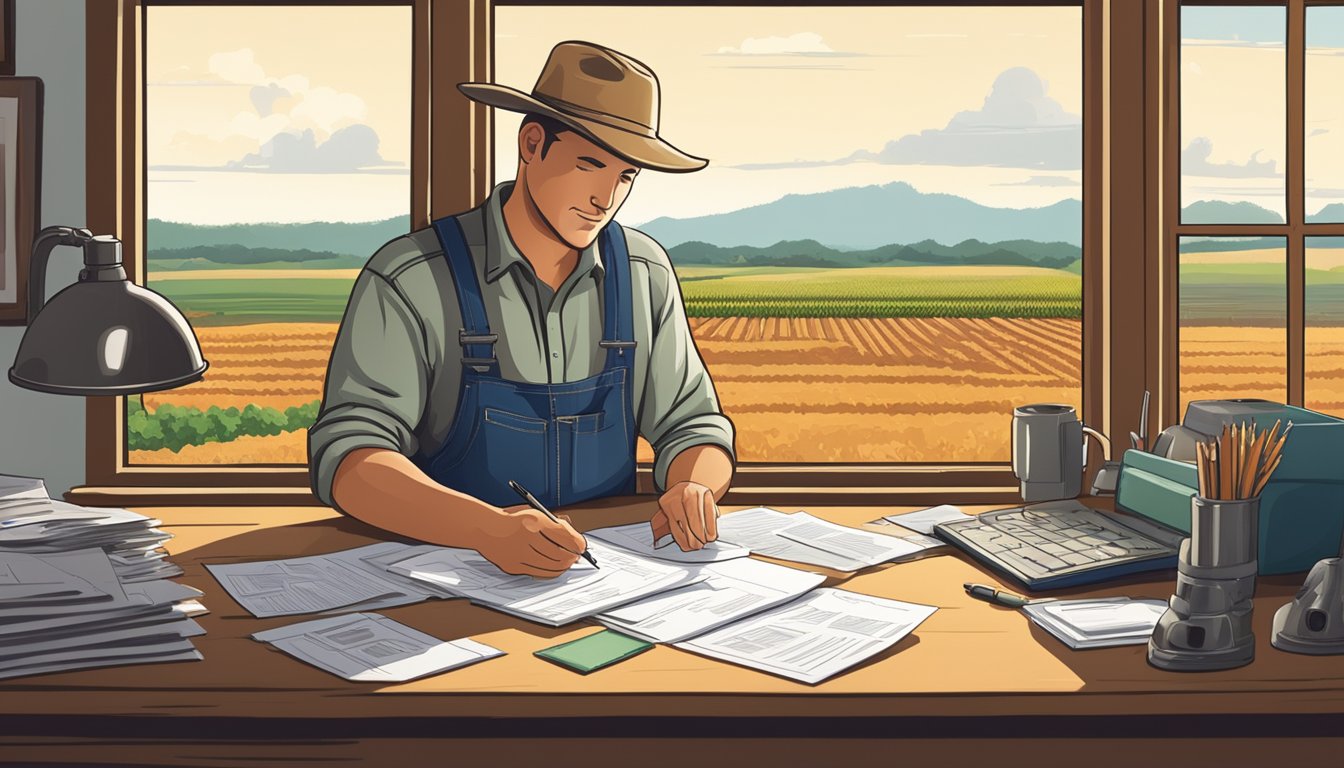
[{"xmin": 27, "ymin": 226, "xmax": 94, "ymax": 325}]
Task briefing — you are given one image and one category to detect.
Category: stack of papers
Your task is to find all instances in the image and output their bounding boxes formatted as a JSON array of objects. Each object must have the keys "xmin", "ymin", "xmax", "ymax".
[
  {"xmin": 252, "ymin": 612, "xmax": 504, "ymax": 682},
  {"xmin": 675, "ymin": 588, "xmax": 938, "ymax": 684},
  {"xmin": 1022, "ymin": 597, "xmax": 1168, "ymax": 649},
  {"xmin": 598, "ymin": 558, "xmax": 826, "ymax": 643},
  {"xmin": 387, "ymin": 540, "xmax": 697, "ymax": 626},
  {"xmin": 0, "ymin": 547, "xmax": 205, "ymax": 680},
  {"xmin": 0, "ymin": 474, "xmax": 180, "ymax": 583},
  {"xmin": 719, "ymin": 507, "xmax": 935, "ymax": 571}
]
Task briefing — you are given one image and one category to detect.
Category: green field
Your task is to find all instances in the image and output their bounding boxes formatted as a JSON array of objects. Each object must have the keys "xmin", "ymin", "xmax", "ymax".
[
  {"xmin": 149, "ymin": 265, "xmax": 1084, "ymax": 324},
  {"xmin": 150, "ymin": 277, "xmax": 357, "ymax": 326},
  {"xmin": 679, "ymin": 265, "xmax": 1081, "ymax": 318}
]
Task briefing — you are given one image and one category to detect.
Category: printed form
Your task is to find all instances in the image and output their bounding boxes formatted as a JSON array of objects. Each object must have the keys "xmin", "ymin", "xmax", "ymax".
[
  {"xmin": 388, "ymin": 540, "xmax": 696, "ymax": 626},
  {"xmin": 598, "ymin": 558, "xmax": 826, "ymax": 644},
  {"xmin": 717, "ymin": 508, "xmax": 872, "ymax": 572},
  {"xmin": 776, "ymin": 513, "xmax": 929, "ymax": 568},
  {"xmin": 675, "ymin": 588, "xmax": 938, "ymax": 684},
  {"xmin": 206, "ymin": 547, "xmax": 426, "ymax": 618},
  {"xmin": 253, "ymin": 612, "xmax": 503, "ymax": 682},
  {"xmin": 586, "ymin": 522, "xmax": 751, "ymax": 563}
]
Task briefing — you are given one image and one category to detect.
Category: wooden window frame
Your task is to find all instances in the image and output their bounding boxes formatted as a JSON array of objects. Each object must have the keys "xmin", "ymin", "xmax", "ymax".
[
  {"xmin": 1164, "ymin": 0, "xmax": 1344, "ymax": 423},
  {"xmin": 76, "ymin": 0, "xmax": 1140, "ymax": 507}
]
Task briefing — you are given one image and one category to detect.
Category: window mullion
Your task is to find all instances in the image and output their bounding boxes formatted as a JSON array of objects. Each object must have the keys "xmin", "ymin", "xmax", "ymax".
[{"xmin": 1288, "ymin": 0, "xmax": 1305, "ymax": 406}]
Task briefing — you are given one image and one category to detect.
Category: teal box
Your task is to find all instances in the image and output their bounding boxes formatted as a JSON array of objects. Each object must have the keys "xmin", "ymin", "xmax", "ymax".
[{"xmin": 1115, "ymin": 404, "xmax": 1344, "ymax": 575}]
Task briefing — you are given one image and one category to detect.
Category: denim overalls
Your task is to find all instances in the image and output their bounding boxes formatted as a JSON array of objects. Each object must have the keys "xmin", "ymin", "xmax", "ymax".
[{"xmin": 412, "ymin": 214, "xmax": 638, "ymax": 509}]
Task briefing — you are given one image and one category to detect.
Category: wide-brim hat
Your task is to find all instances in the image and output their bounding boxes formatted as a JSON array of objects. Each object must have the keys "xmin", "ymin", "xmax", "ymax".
[{"xmin": 459, "ymin": 41, "xmax": 708, "ymax": 173}]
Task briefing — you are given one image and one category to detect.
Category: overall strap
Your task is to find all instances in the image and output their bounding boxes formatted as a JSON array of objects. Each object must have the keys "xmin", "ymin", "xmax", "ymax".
[
  {"xmin": 432, "ymin": 215, "xmax": 499, "ymax": 375},
  {"xmin": 598, "ymin": 223, "xmax": 637, "ymax": 370}
]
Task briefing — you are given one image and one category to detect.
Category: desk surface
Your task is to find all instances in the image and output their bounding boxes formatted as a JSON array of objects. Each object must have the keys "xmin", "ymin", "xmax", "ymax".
[{"xmin": 0, "ymin": 497, "xmax": 1341, "ymax": 748}]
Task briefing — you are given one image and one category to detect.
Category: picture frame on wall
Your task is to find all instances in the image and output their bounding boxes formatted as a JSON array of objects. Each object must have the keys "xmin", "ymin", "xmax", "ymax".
[
  {"xmin": 0, "ymin": 77, "xmax": 42, "ymax": 325},
  {"xmin": 0, "ymin": 1, "xmax": 13, "ymax": 77}
]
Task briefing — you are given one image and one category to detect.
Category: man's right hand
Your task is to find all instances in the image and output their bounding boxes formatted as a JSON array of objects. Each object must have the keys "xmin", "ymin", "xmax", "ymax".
[{"xmin": 475, "ymin": 505, "xmax": 587, "ymax": 578}]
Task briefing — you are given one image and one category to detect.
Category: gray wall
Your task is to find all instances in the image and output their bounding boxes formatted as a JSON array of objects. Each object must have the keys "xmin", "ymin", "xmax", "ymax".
[{"xmin": 0, "ymin": 0, "xmax": 86, "ymax": 495}]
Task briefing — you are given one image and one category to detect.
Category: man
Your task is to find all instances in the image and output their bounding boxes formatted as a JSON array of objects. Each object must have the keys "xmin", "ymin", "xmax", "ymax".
[{"xmin": 308, "ymin": 41, "xmax": 736, "ymax": 578}]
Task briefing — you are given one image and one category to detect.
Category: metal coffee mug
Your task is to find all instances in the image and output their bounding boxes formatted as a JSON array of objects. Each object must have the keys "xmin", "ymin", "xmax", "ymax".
[{"xmin": 1012, "ymin": 404, "xmax": 1109, "ymax": 502}]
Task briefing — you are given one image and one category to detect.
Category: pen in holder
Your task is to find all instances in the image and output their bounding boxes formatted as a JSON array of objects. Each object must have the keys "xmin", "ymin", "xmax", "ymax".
[{"xmin": 1148, "ymin": 420, "xmax": 1291, "ymax": 672}]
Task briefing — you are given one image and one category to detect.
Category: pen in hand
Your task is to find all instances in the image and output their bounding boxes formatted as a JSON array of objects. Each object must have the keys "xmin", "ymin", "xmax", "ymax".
[{"xmin": 507, "ymin": 480, "xmax": 599, "ymax": 569}]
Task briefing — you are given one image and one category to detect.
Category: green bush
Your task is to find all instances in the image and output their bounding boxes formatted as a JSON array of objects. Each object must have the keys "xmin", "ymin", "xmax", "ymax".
[{"xmin": 126, "ymin": 397, "xmax": 321, "ymax": 452}]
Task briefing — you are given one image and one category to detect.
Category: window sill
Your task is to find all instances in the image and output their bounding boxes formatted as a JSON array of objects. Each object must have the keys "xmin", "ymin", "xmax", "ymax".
[
  {"xmin": 63, "ymin": 483, "xmax": 1023, "ymax": 508},
  {"xmin": 64, "ymin": 485, "xmax": 324, "ymax": 507}
]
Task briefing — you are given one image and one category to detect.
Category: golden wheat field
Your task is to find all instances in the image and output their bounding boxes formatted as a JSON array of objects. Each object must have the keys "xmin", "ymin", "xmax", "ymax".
[
  {"xmin": 1180, "ymin": 324, "xmax": 1344, "ymax": 417},
  {"xmin": 127, "ymin": 319, "xmax": 1344, "ymax": 466},
  {"xmin": 131, "ymin": 318, "xmax": 1084, "ymax": 465}
]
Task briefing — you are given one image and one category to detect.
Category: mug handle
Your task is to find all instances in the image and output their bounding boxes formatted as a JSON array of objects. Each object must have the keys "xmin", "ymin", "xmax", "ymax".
[{"xmin": 1081, "ymin": 425, "xmax": 1111, "ymax": 466}]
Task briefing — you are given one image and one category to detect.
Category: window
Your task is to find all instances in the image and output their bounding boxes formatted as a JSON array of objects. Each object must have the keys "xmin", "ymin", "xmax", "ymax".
[
  {"xmin": 496, "ymin": 3, "xmax": 1092, "ymax": 470},
  {"xmin": 134, "ymin": 3, "xmax": 411, "ymax": 467},
  {"xmin": 1172, "ymin": 2, "xmax": 1344, "ymax": 419},
  {"xmin": 85, "ymin": 0, "xmax": 1106, "ymax": 500}
]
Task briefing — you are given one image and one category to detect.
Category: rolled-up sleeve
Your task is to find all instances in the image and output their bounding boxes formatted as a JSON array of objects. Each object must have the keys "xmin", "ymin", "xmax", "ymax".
[
  {"xmin": 638, "ymin": 254, "xmax": 737, "ymax": 492},
  {"xmin": 308, "ymin": 269, "xmax": 429, "ymax": 507}
]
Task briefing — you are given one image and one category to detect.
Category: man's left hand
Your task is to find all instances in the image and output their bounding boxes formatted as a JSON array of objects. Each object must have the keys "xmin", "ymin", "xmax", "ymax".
[{"xmin": 652, "ymin": 481, "xmax": 719, "ymax": 551}]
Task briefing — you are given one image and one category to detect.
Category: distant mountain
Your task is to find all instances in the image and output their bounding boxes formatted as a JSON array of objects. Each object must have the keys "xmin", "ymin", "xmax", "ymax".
[
  {"xmin": 637, "ymin": 183, "xmax": 1082, "ymax": 250},
  {"xmin": 147, "ymin": 217, "xmax": 411, "ymax": 258},
  {"xmin": 1180, "ymin": 200, "xmax": 1283, "ymax": 224},
  {"xmin": 669, "ymin": 238, "xmax": 1079, "ymax": 269},
  {"xmin": 147, "ymin": 244, "xmax": 367, "ymax": 271},
  {"xmin": 1309, "ymin": 203, "xmax": 1344, "ymax": 223}
]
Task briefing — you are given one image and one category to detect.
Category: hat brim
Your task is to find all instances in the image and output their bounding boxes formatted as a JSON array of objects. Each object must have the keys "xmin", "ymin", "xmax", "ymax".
[{"xmin": 458, "ymin": 83, "xmax": 708, "ymax": 173}]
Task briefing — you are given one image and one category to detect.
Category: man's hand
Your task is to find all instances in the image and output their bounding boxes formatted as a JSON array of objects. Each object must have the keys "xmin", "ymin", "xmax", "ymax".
[
  {"xmin": 475, "ymin": 505, "xmax": 587, "ymax": 578},
  {"xmin": 652, "ymin": 481, "xmax": 719, "ymax": 551}
]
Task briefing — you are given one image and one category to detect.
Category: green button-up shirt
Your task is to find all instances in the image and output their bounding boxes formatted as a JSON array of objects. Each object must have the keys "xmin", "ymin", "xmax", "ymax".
[{"xmin": 308, "ymin": 181, "xmax": 736, "ymax": 507}]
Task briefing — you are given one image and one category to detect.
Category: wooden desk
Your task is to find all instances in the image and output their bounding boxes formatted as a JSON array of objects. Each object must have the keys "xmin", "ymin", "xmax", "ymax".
[{"xmin": 1, "ymin": 498, "xmax": 1342, "ymax": 766}]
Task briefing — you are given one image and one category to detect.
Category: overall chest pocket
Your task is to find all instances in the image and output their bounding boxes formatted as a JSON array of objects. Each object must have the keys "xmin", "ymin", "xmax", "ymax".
[
  {"xmin": 561, "ymin": 410, "xmax": 628, "ymax": 495},
  {"xmin": 479, "ymin": 407, "xmax": 550, "ymax": 490}
]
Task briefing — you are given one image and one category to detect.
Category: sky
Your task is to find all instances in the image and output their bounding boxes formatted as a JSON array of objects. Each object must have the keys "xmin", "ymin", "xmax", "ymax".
[
  {"xmin": 495, "ymin": 5, "xmax": 1084, "ymax": 226},
  {"xmin": 146, "ymin": 4, "xmax": 1082, "ymax": 227},
  {"xmin": 145, "ymin": 5, "xmax": 412, "ymax": 225},
  {"xmin": 143, "ymin": 5, "xmax": 1344, "ymax": 231},
  {"xmin": 1181, "ymin": 5, "xmax": 1344, "ymax": 222}
]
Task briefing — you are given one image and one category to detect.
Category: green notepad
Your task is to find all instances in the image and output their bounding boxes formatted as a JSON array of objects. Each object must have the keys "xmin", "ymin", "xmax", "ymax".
[{"xmin": 534, "ymin": 630, "xmax": 653, "ymax": 674}]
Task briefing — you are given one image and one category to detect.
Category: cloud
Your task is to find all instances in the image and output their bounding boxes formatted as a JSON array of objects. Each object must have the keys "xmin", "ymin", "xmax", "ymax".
[
  {"xmin": 225, "ymin": 124, "xmax": 402, "ymax": 173},
  {"xmin": 1310, "ymin": 128, "xmax": 1330, "ymax": 138},
  {"xmin": 994, "ymin": 175, "xmax": 1080, "ymax": 187},
  {"xmin": 713, "ymin": 32, "xmax": 862, "ymax": 57},
  {"xmin": 847, "ymin": 67, "xmax": 1081, "ymax": 170},
  {"xmin": 148, "ymin": 47, "xmax": 392, "ymax": 172},
  {"xmin": 208, "ymin": 49, "xmax": 268, "ymax": 85},
  {"xmin": 1182, "ymin": 137, "xmax": 1281, "ymax": 178},
  {"xmin": 725, "ymin": 66, "xmax": 1081, "ymax": 171},
  {"xmin": 250, "ymin": 83, "xmax": 290, "ymax": 118}
]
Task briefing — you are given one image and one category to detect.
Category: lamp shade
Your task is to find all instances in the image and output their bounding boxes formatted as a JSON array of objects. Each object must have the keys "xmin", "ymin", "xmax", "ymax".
[{"xmin": 8, "ymin": 228, "xmax": 208, "ymax": 396}]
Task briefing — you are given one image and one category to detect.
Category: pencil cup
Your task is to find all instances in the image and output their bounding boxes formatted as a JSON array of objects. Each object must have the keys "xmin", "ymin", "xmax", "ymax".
[{"xmin": 1148, "ymin": 496, "xmax": 1259, "ymax": 672}]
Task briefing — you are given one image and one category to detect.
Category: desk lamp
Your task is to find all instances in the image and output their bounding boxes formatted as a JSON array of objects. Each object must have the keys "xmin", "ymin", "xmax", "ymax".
[
  {"xmin": 1271, "ymin": 526, "xmax": 1344, "ymax": 655},
  {"xmin": 8, "ymin": 226, "xmax": 208, "ymax": 395}
]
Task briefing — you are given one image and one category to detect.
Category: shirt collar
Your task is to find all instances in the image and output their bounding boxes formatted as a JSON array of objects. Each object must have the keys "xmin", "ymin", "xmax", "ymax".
[{"xmin": 483, "ymin": 180, "xmax": 606, "ymax": 284}]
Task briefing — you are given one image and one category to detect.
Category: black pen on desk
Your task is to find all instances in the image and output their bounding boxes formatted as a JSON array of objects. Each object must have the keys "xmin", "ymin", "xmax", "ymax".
[
  {"xmin": 964, "ymin": 582, "xmax": 1033, "ymax": 608},
  {"xmin": 507, "ymin": 480, "xmax": 599, "ymax": 569}
]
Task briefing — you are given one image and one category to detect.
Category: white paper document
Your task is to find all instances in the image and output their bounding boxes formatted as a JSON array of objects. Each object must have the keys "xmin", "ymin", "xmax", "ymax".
[
  {"xmin": 0, "ymin": 473, "xmax": 48, "ymax": 501},
  {"xmin": 777, "ymin": 513, "xmax": 927, "ymax": 568},
  {"xmin": 389, "ymin": 540, "xmax": 695, "ymax": 626},
  {"xmin": 586, "ymin": 521, "xmax": 751, "ymax": 563},
  {"xmin": 253, "ymin": 612, "xmax": 504, "ymax": 682},
  {"xmin": 675, "ymin": 588, "xmax": 938, "ymax": 684},
  {"xmin": 717, "ymin": 507, "xmax": 872, "ymax": 571},
  {"xmin": 206, "ymin": 549, "xmax": 423, "ymax": 618},
  {"xmin": 1022, "ymin": 597, "xmax": 1168, "ymax": 649},
  {"xmin": 599, "ymin": 558, "xmax": 826, "ymax": 644},
  {"xmin": 882, "ymin": 505, "xmax": 967, "ymax": 535}
]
